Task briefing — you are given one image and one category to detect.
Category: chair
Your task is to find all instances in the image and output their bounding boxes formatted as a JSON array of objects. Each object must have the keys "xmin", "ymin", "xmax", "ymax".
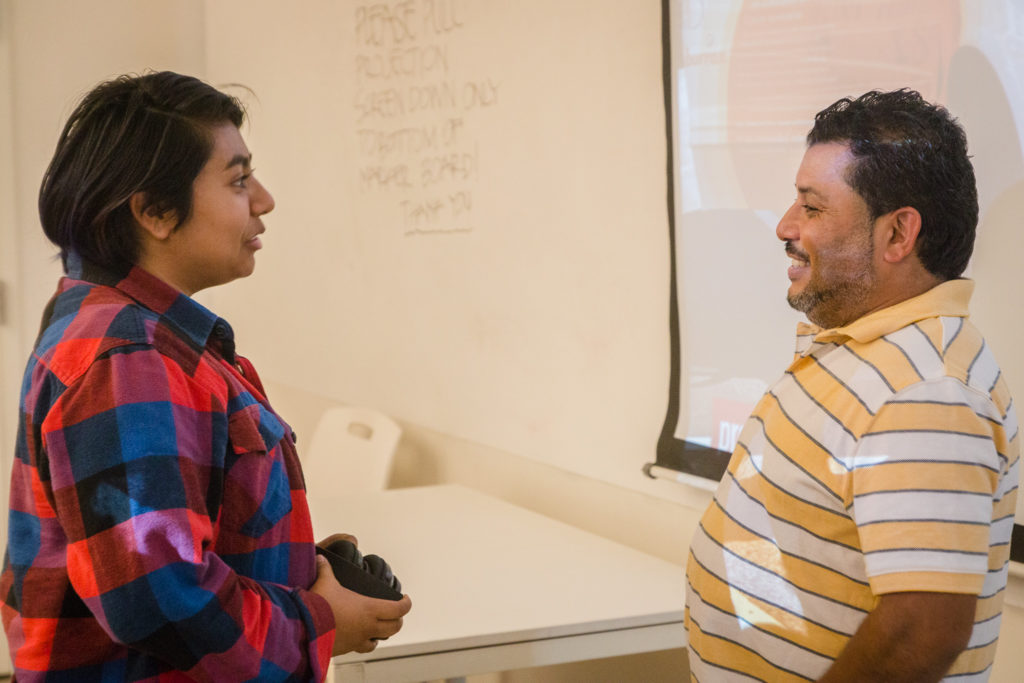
[{"xmin": 303, "ymin": 405, "xmax": 402, "ymax": 538}]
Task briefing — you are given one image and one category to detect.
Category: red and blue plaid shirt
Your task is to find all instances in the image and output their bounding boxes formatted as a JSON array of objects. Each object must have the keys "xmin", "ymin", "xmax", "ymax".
[{"xmin": 1, "ymin": 254, "xmax": 335, "ymax": 681}]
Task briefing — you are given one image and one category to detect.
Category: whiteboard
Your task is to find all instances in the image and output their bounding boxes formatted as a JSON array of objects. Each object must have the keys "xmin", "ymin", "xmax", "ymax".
[{"xmin": 199, "ymin": 0, "xmax": 672, "ymax": 492}]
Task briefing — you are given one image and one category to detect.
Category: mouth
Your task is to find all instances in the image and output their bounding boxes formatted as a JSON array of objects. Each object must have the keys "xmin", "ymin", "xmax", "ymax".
[
  {"xmin": 785, "ymin": 244, "xmax": 809, "ymax": 280},
  {"xmin": 245, "ymin": 227, "xmax": 265, "ymax": 250}
]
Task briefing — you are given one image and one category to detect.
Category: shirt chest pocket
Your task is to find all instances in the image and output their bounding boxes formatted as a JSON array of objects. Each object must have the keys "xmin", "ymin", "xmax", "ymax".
[{"xmin": 227, "ymin": 402, "xmax": 293, "ymax": 537}]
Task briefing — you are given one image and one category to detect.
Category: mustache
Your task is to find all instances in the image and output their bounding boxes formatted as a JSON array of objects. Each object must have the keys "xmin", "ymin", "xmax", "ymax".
[{"xmin": 785, "ymin": 241, "xmax": 809, "ymax": 262}]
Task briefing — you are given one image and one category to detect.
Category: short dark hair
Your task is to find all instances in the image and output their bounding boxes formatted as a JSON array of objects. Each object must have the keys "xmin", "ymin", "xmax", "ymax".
[
  {"xmin": 39, "ymin": 71, "xmax": 246, "ymax": 273},
  {"xmin": 807, "ymin": 89, "xmax": 978, "ymax": 280}
]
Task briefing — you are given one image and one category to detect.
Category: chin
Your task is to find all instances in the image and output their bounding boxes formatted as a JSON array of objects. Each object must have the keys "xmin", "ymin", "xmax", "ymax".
[{"xmin": 238, "ymin": 259, "xmax": 257, "ymax": 278}]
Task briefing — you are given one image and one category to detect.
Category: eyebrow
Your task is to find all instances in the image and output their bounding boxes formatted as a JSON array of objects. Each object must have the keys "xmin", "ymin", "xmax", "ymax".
[
  {"xmin": 796, "ymin": 185, "xmax": 826, "ymax": 202},
  {"xmin": 224, "ymin": 153, "xmax": 252, "ymax": 171}
]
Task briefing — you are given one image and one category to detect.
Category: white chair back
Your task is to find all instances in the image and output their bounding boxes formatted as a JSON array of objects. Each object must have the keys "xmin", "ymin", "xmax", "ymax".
[{"xmin": 303, "ymin": 405, "xmax": 401, "ymax": 537}]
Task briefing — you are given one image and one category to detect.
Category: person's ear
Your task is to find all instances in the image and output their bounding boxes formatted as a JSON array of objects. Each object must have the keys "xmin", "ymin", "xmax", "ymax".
[
  {"xmin": 129, "ymin": 192, "xmax": 177, "ymax": 241},
  {"xmin": 879, "ymin": 206, "xmax": 922, "ymax": 264}
]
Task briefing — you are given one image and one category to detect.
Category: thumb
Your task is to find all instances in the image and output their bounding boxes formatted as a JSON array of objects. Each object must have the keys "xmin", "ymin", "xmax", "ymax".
[
  {"xmin": 312, "ymin": 553, "xmax": 341, "ymax": 592},
  {"xmin": 314, "ymin": 554, "xmax": 334, "ymax": 583}
]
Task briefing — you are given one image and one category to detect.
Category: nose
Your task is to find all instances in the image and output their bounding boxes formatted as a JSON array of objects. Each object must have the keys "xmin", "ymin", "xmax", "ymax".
[
  {"xmin": 251, "ymin": 176, "xmax": 275, "ymax": 216},
  {"xmin": 776, "ymin": 202, "xmax": 799, "ymax": 242}
]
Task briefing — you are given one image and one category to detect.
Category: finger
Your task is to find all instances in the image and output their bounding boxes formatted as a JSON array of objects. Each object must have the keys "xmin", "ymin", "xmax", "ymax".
[
  {"xmin": 362, "ymin": 593, "xmax": 411, "ymax": 618},
  {"xmin": 354, "ymin": 639, "xmax": 379, "ymax": 654},
  {"xmin": 375, "ymin": 594, "xmax": 412, "ymax": 616},
  {"xmin": 376, "ymin": 617, "xmax": 404, "ymax": 639},
  {"xmin": 314, "ymin": 554, "xmax": 339, "ymax": 585},
  {"xmin": 391, "ymin": 594, "xmax": 412, "ymax": 616},
  {"xmin": 317, "ymin": 533, "xmax": 359, "ymax": 548}
]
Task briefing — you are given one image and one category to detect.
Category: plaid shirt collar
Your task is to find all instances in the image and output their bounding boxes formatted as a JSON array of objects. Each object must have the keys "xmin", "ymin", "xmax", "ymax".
[{"xmin": 65, "ymin": 251, "xmax": 238, "ymax": 363}]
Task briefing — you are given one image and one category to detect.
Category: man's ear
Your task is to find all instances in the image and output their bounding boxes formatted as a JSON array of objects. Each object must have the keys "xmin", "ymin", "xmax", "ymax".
[
  {"xmin": 129, "ymin": 192, "xmax": 177, "ymax": 241},
  {"xmin": 879, "ymin": 206, "xmax": 922, "ymax": 264}
]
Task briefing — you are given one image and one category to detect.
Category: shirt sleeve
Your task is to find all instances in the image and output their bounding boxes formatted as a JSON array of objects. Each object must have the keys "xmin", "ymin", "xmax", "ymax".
[
  {"xmin": 850, "ymin": 376, "xmax": 1007, "ymax": 596},
  {"xmin": 41, "ymin": 343, "xmax": 335, "ymax": 681}
]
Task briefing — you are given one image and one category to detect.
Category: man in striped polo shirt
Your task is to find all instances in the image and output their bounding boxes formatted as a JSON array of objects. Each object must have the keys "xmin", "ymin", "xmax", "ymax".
[{"xmin": 685, "ymin": 89, "xmax": 1019, "ymax": 682}]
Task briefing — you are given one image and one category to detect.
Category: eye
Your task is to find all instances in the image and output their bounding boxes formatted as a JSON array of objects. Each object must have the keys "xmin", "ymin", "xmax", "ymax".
[
  {"xmin": 802, "ymin": 203, "xmax": 820, "ymax": 216},
  {"xmin": 233, "ymin": 169, "xmax": 255, "ymax": 189}
]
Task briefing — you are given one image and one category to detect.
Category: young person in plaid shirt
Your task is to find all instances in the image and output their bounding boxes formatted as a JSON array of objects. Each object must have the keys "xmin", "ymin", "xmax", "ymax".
[{"xmin": 0, "ymin": 71, "xmax": 411, "ymax": 681}]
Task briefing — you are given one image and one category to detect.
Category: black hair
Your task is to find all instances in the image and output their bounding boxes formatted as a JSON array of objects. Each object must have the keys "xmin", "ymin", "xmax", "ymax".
[
  {"xmin": 807, "ymin": 89, "xmax": 978, "ymax": 280},
  {"xmin": 39, "ymin": 71, "xmax": 246, "ymax": 273}
]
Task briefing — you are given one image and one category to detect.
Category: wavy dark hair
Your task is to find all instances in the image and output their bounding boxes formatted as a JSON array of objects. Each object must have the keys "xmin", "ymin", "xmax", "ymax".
[
  {"xmin": 39, "ymin": 71, "xmax": 246, "ymax": 273},
  {"xmin": 807, "ymin": 89, "xmax": 978, "ymax": 280}
]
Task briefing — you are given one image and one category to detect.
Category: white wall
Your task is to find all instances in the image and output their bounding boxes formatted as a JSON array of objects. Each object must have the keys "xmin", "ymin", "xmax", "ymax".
[{"xmin": 0, "ymin": 0, "xmax": 17, "ymax": 672}]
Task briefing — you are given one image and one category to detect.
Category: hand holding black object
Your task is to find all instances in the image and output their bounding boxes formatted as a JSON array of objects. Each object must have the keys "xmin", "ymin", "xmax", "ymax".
[{"xmin": 315, "ymin": 539, "xmax": 403, "ymax": 601}]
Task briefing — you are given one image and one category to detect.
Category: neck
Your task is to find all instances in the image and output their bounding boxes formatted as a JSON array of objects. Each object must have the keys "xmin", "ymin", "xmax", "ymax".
[{"xmin": 849, "ymin": 267, "xmax": 944, "ymax": 326}]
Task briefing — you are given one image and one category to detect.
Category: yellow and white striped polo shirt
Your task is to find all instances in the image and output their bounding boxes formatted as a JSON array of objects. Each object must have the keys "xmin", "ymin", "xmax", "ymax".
[{"xmin": 685, "ymin": 279, "xmax": 1020, "ymax": 682}]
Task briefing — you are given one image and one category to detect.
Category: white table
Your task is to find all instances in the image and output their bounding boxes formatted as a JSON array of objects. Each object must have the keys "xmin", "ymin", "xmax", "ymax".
[{"xmin": 321, "ymin": 485, "xmax": 686, "ymax": 683}]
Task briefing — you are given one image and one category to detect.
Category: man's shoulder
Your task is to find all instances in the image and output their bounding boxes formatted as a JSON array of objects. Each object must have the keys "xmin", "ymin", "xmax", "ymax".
[
  {"xmin": 889, "ymin": 314, "xmax": 1002, "ymax": 394},
  {"xmin": 798, "ymin": 311, "xmax": 1008, "ymax": 426}
]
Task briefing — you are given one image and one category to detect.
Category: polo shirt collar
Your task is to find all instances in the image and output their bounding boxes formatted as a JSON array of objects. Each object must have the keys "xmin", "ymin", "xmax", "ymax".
[
  {"xmin": 65, "ymin": 251, "xmax": 236, "ymax": 362},
  {"xmin": 797, "ymin": 278, "xmax": 973, "ymax": 349}
]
